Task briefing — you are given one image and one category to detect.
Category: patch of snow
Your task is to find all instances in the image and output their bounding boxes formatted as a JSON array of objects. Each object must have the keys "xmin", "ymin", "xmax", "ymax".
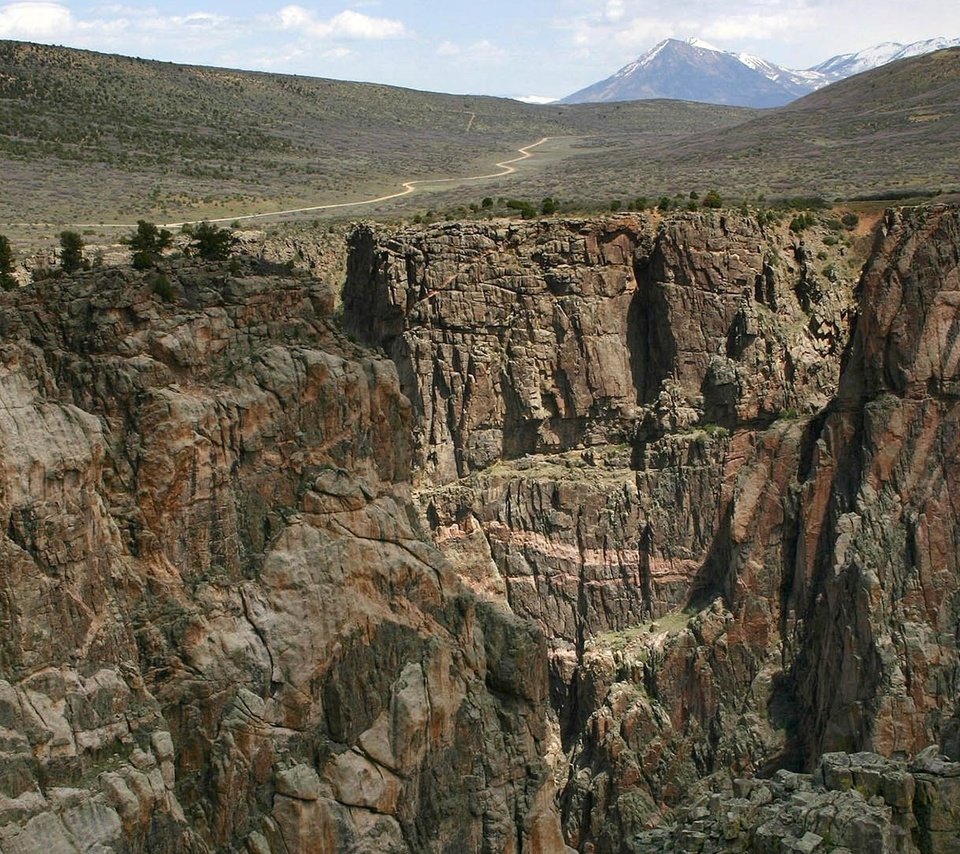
[
  {"xmin": 512, "ymin": 95, "xmax": 558, "ymax": 105},
  {"xmin": 634, "ymin": 39, "xmax": 671, "ymax": 70},
  {"xmin": 687, "ymin": 37, "xmax": 723, "ymax": 53}
]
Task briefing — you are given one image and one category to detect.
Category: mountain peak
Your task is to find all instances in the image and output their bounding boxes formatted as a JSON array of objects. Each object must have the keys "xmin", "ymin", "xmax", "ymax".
[
  {"xmin": 562, "ymin": 35, "xmax": 960, "ymax": 108},
  {"xmin": 562, "ymin": 36, "xmax": 798, "ymax": 107}
]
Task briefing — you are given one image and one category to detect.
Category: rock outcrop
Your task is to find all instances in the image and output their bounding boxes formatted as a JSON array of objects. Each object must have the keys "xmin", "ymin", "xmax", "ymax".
[
  {"xmin": 5, "ymin": 203, "xmax": 959, "ymax": 854},
  {"xmin": 0, "ymin": 258, "xmax": 567, "ymax": 852},
  {"xmin": 343, "ymin": 214, "xmax": 849, "ymax": 485},
  {"xmin": 633, "ymin": 749, "xmax": 960, "ymax": 853},
  {"xmin": 343, "ymin": 208, "xmax": 960, "ymax": 851}
]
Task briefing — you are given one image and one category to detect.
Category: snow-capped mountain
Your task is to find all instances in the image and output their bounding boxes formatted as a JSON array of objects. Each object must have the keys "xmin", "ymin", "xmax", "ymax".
[
  {"xmin": 561, "ymin": 36, "xmax": 960, "ymax": 107},
  {"xmin": 560, "ymin": 38, "xmax": 799, "ymax": 107},
  {"xmin": 811, "ymin": 37, "xmax": 960, "ymax": 80}
]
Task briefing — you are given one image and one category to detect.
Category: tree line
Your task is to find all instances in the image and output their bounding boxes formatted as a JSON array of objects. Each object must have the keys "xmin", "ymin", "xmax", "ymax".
[{"xmin": 0, "ymin": 220, "xmax": 233, "ymax": 288}]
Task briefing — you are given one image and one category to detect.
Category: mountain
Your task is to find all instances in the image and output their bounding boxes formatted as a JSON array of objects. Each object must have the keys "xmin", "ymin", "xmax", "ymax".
[
  {"xmin": 562, "ymin": 35, "xmax": 960, "ymax": 107},
  {"xmin": 527, "ymin": 47, "xmax": 960, "ymax": 205},
  {"xmin": 561, "ymin": 38, "xmax": 799, "ymax": 107},
  {"xmin": 811, "ymin": 36, "xmax": 960, "ymax": 80}
]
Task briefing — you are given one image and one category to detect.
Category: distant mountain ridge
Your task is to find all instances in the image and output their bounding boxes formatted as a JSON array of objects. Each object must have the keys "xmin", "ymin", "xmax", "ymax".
[{"xmin": 562, "ymin": 36, "xmax": 960, "ymax": 107}]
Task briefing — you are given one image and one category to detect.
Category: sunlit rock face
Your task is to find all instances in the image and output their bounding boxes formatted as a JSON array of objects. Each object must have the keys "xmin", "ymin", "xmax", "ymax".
[
  {"xmin": 0, "ymin": 262, "xmax": 568, "ymax": 853},
  {"xmin": 345, "ymin": 208, "xmax": 960, "ymax": 851}
]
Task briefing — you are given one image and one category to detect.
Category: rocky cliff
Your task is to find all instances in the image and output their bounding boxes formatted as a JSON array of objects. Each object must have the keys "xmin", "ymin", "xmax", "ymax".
[
  {"xmin": 0, "ymin": 258, "xmax": 567, "ymax": 852},
  {"xmin": 343, "ymin": 208, "xmax": 960, "ymax": 851},
  {"xmin": 3, "ymin": 204, "xmax": 959, "ymax": 854}
]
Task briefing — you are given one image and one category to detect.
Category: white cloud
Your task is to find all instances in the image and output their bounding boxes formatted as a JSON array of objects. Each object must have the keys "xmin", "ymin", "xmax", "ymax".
[
  {"xmin": 142, "ymin": 11, "xmax": 229, "ymax": 33},
  {"xmin": 612, "ymin": 16, "xmax": 679, "ymax": 49},
  {"xmin": 605, "ymin": 0, "xmax": 626, "ymax": 22},
  {"xmin": 0, "ymin": 1, "xmax": 73, "ymax": 38},
  {"xmin": 276, "ymin": 6, "xmax": 408, "ymax": 40},
  {"xmin": 554, "ymin": 1, "xmax": 818, "ymax": 65},
  {"xmin": 330, "ymin": 9, "xmax": 406, "ymax": 39},
  {"xmin": 435, "ymin": 39, "xmax": 505, "ymax": 63},
  {"xmin": 702, "ymin": 11, "xmax": 807, "ymax": 42}
]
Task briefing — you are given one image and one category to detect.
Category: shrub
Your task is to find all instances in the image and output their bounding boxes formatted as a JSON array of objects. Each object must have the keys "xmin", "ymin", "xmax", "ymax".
[
  {"xmin": 841, "ymin": 211, "xmax": 860, "ymax": 230},
  {"xmin": 151, "ymin": 273, "xmax": 175, "ymax": 301},
  {"xmin": 541, "ymin": 197, "xmax": 559, "ymax": 215},
  {"xmin": 609, "ymin": 199, "xmax": 622, "ymax": 212},
  {"xmin": 789, "ymin": 212, "xmax": 817, "ymax": 233},
  {"xmin": 703, "ymin": 190, "xmax": 723, "ymax": 209},
  {"xmin": 481, "ymin": 197, "xmax": 493, "ymax": 209},
  {"xmin": 506, "ymin": 199, "xmax": 536, "ymax": 219}
]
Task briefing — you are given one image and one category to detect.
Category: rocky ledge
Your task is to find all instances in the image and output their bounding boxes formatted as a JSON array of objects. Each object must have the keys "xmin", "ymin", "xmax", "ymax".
[{"xmin": 634, "ymin": 749, "xmax": 960, "ymax": 854}]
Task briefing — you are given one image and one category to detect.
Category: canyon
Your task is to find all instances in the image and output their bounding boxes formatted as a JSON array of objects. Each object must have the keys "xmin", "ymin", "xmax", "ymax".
[{"xmin": 1, "ymin": 205, "xmax": 959, "ymax": 852}]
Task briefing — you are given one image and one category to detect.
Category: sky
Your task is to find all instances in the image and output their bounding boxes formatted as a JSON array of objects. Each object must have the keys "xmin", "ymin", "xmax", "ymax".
[{"xmin": 1, "ymin": 0, "xmax": 958, "ymax": 101}]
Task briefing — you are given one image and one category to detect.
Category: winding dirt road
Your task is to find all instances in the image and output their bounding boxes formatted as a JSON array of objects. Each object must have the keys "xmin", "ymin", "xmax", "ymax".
[
  {"xmin": 162, "ymin": 136, "xmax": 553, "ymax": 228},
  {"xmin": 5, "ymin": 136, "xmax": 554, "ymax": 232}
]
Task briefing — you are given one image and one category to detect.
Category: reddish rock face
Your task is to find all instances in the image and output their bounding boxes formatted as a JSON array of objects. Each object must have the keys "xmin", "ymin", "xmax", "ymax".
[
  {"xmin": 0, "ymin": 265, "xmax": 565, "ymax": 853},
  {"xmin": 344, "ymin": 214, "xmax": 850, "ymax": 486},
  {"xmin": 345, "ymin": 208, "xmax": 960, "ymax": 849},
  {"xmin": 4, "ymin": 204, "xmax": 958, "ymax": 853}
]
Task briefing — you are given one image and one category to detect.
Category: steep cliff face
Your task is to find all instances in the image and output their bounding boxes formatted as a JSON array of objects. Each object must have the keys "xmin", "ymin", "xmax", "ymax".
[
  {"xmin": 5, "ymin": 204, "xmax": 957, "ymax": 853},
  {"xmin": 343, "ymin": 208, "xmax": 960, "ymax": 851},
  {"xmin": 788, "ymin": 207, "xmax": 960, "ymax": 761},
  {"xmin": 344, "ymin": 214, "xmax": 849, "ymax": 486},
  {"xmin": 0, "ymin": 262, "xmax": 566, "ymax": 852}
]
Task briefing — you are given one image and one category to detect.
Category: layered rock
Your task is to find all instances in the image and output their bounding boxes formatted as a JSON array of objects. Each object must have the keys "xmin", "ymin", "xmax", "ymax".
[
  {"xmin": 343, "ymin": 208, "xmax": 960, "ymax": 851},
  {"xmin": 0, "ymin": 258, "xmax": 566, "ymax": 852}
]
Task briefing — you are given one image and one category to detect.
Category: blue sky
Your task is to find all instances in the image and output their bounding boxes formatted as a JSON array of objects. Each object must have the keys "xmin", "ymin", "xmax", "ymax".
[{"xmin": 1, "ymin": 0, "xmax": 958, "ymax": 100}]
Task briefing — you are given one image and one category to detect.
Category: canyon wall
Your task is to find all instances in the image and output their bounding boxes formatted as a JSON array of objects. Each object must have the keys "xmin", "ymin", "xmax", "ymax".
[
  {"xmin": 0, "ymin": 262, "xmax": 567, "ymax": 852},
  {"xmin": 343, "ymin": 208, "xmax": 960, "ymax": 851},
  {"xmin": 2, "ymin": 205, "xmax": 958, "ymax": 854}
]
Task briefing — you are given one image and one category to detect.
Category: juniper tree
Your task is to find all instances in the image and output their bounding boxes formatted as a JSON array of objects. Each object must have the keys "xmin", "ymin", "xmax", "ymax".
[
  {"xmin": 0, "ymin": 234, "xmax": 16, "ymax": 291},
  {"xmin": 192, "ymin": 221, "xmax": 231, "ymax": 261},
  {"xmin": 127, "ymin": 220, "xmax": 172, "ymax": 269},
  {"xmin": 59, "ymin": 230, "xmax": 84, "ymax": 273}
]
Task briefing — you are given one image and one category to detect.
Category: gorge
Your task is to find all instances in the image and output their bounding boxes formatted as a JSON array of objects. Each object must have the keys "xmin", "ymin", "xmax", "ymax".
[{"xmin": 2, "ymin": 205, "xmax": 960, "ymax": 853}]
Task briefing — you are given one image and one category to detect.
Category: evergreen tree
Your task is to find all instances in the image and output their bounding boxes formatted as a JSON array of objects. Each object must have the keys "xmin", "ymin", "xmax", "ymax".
[
  {"xmin": 59, "ymin": 230, "xmax": 84, "ymax": 273},
  {"xmin": 192, "ymin": 222, "xmax": 232, "ymax": 261},
  {"xmin": 127, "ymin": 220, "xmax": 172, "ymax": 269},
  {"xmin": 0, "ymin": 234, "xmax": 16, "ymax": 291}
]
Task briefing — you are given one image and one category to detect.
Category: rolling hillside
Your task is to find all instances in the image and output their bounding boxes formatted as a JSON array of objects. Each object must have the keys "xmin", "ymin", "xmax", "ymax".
[
  {"xmin": 0, "ymin": 40, "xmax": 752, "ymax": 235},
  {"xmin": 1, "ymin": 40, "xmax": 958, "ymax": 243}
]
